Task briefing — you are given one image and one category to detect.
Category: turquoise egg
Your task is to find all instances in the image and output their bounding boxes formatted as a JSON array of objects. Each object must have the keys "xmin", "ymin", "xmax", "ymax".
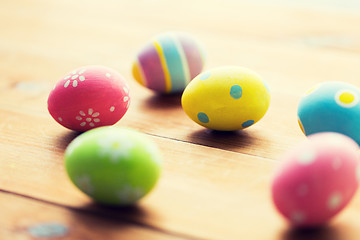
[{"xmin": 297, "ymin": 81, "xmax": 360, "ymax": 145}]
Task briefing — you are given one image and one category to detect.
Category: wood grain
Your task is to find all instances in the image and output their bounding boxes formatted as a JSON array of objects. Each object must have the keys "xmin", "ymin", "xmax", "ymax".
[
  {"xmin": 1, "ymin": 0, "xmax": 360, "ymax": 159},
  {"xmin": 0, "ymin": 190, "xmax": 186, "ymax": 240},
  {"xmin": 1, "ymin": 0, "xmax": 360, "ymax": 239},
  {"xmin": 2, "ymin": 110, "xmax": 360, "ymax": 239}
]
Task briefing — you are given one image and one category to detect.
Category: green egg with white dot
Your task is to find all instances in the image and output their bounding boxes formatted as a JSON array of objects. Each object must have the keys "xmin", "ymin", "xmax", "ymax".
[
  {"xmin": 181, "ymin": 66, "xmax": 271, "ymax": 131},
  {"xmin": 65, "ymin": 127, "xmax": 162, "ymax": 205}
]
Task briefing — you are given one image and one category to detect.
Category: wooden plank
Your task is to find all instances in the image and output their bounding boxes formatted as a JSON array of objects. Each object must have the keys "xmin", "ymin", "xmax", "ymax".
[
  {"xmin": 1, "ymin": 37, "xmax": 360, "ymax": 159},
  {"xmin": 0, "ymin": 63, "xmax": 305, "ymax": 160},
  {"xmin": 1, "ymin": 110, "xmax": 360, "ymax": 239},
  {"xmin": 1, "ymin": 0, "xmax": 360, "ymax": 239},
  {"xmin": 1, "ymin": 61, "xmax": 360, "ymax": 160},
  {"xmin": 0, "ymin": 190, "xmax": 186, "ymax": 240},
  {"xmin": 0, "ymin": 0, "xmax": 360, "ymax": 160}
]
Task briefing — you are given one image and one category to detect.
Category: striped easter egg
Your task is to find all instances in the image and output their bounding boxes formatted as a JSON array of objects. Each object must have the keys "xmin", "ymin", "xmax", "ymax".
[{"xmin": 132, "ymin": 32, "xmax": 206, "ymax": 94}]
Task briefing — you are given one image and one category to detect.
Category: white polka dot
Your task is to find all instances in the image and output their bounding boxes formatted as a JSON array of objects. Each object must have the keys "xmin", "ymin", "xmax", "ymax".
[
  {"xmin": 64, "ymin": 75, "xmax": 71, "ymax": 80},
  {"xmin": 80, "ymin": 122, "xmax": 86, "ymax": 127},
  {"xmin": 93, "ymin": 118, "xmax": 100, "ymax": 123},
  {"xmin": 79, "ymin": 69, "xmax": 86, "ymax": 74},
  {"xmin": 335, "ymin": 90, "xmax": 359, "ymax": 108},
  {"xmin": 79, "ymin": 76, "xmax": 85, "ymax": 81},
  {"xmin": 71, "ymin": 74, "xmax": 79, "ymax": 80},
  {"xmin": 327, "ymin": 192, "xmax": 343, "ymax": 210},
  {"xmin": 291, "ymin": 211, "xmax": 306, "ymax": 224},
  {"xmin": 76, "ymin": 116, "xmax": 82, "ymax": 121},
  {"xmin": 127, "ymin": 101, "xmax": 130, "ymax": 108},
  {"xmin": 58, "ymin": 117, "xmax": 63, "ymax": 122},
  {"xmin": 86, "ymin": 118, "xmax": 92, "ymax": 122},
  {"xmin": 298, "ymin": 150, "xmax": 317, "ymax": 165},
  {"xmin": 328, "ymin": 135, "xmax": 345, "ymax": 146},
  {"xmin": 88, "ymin": 108, "xmax": 93, "ymax": 115},
  {"xmin": 110, "ymin": 106, "xmax": 115, "ymax": 112},
  {"xmin": 79, "ymin": 111, "xmax": 86, "ymax": 116},
  {"xmin": 123, "ymin": 87, "xmax": 129, "ymax": 94},
  {"xmin": 297, "ymin": 184, "xmax": 309, "ymax": 197},
  {"xmin": 123, "ymin": 96, "xmax": 129, "ymax": 102},
  {"xmin": 72, "ymin": 80, "xmax": 78, "ymax": 87},
  {"xmin": 71, "ymin": 70, "xmax": 77, "ymax": 74},
  {"xmin": 89, "ymin": 123, "xmax": 95, "ymax": 127},
  {"xmin": 92, "ymin": 112, "xmax": 100, "ymax": 117},
  {"xmin": 332, "ymin": 157, "xmax": 342, "ymax": 170},
  {"xmin": 64, "ymin": 80, "xmax": 70, "ymax": 88},
  {"xmin": 106, "ymin": 73, "xmax": 111, "ymax": 78}
]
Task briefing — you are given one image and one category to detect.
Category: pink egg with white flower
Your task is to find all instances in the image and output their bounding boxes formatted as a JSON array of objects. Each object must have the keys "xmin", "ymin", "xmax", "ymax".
[
  {"xmin": 48, "ymin": 65, "xmax": 130, "ymax": 132},
  {"xmin": 271, "ymin": 132, "xmax": 360, "ymax": 227}
]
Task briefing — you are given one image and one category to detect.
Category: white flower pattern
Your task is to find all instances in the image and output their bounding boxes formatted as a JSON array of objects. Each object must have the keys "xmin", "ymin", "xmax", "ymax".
[
  {"xmin": 76, "ymin": 108, "xmax": 100, "ymax": 127},
  {"xmin": 123, "ymin": 86, "xmax": 130, "ymax": 108},
  {"xmin": 64, "ymin": 69, "xmax": 86, "ymax": 88},
  {"xmin": 116, "ymin": 184, "xmax": 144, "ymax": 204},
  {"xmin": 98, "ymin": 135, "xmax": 134, "ymax": 163},
  {"xmin": 75, "ymin": 175, "xmax": 94, "ymax": 195}
]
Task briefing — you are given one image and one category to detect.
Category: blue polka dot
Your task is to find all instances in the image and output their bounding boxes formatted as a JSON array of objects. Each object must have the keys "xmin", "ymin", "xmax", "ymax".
[
  {"xmin": 197, "ymin": 112, "xmax": 209, "ymax": 123},
  {"xmin": 230, "ymin": 85, "xmax": 243, "ymax": 99},
  {"xmin": 242, "ymin": 120, "xmax": 254, "ymax": 128},
  {"xmin": 199, "ymin": 72, "xmax": 211, "ymax": 80}
]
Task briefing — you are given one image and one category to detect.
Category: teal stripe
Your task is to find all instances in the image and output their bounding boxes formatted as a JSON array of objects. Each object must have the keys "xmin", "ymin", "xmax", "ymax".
[{"xmin": 157, "ymin": 36, "xmax": 186, "ymax": 92}]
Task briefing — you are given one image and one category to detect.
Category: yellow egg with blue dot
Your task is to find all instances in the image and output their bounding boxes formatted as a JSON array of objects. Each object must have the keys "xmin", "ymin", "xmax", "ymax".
[{"xmin": 181, "ymin": 66, "xmax": 271, "ymax": 131}]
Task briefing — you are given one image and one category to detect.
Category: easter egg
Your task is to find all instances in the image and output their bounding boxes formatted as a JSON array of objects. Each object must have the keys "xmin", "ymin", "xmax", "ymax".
[
  {"xmin": 48, "ymin": 65, "xmax": 130, "ymax": 132},
  {"xmin": 132, "ymin": 32, "xmax": 206, "ymax": 93},
  {"xmin": 271, "ymin": 132, "xmax": 360, "ymax": 227},
  {"xmin": 298, "ymin": 81, "xmax": 360, "ymax": 145},
  {"xmin": 181, "ymin": 66, "xmax": 270, "ymax": 131},
  {"xmin": 65, "ymin": 127, "xmax": 162, "ymax": 205}
]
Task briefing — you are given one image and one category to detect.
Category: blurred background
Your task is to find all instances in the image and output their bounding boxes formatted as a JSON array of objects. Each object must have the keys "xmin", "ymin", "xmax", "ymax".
[
  {"xmin": 1, "ymin": 0, "xmax": 360, "ymax": 96},
  {"xmin": 1, "ymin": 1, "xmax": 360, "ymax": 239},
  {"xmin": 2, "ymin": 0, "xmax": 360, "ymax": 171}
]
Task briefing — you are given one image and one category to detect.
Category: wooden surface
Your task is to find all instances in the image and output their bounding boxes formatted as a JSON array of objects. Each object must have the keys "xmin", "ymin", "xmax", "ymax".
[{"xmin": 1, "ymin": 0, "xmax": 360, "ymax": 239}]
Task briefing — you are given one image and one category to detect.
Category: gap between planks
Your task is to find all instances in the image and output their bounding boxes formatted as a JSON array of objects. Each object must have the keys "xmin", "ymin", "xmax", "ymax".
[
  {"xmin": 0, "ymin": 188, "xmax": 203, "ymax": 240},
  {"xmin": 0, "ymin": 105, "xmax": 281, "ymax": 163}
]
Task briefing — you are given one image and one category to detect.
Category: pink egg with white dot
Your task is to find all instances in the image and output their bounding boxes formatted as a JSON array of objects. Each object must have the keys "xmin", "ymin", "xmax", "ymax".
[
  {"xmin": 271, "ymin": 132, "xmax": 360, "ymax": 227},
  {"xmin": 48, "ymin": 65, "xmax": 130, "ymax": 132}
]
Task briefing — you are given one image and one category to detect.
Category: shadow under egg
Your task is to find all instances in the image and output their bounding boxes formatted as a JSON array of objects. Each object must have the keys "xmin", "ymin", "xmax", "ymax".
[
  {"xmin": 140, "ymin": 92, "xmax": 183, "ymax": 110},
  {"xmin": 281, "ymin": 224, "xmax": 341, "ymax": 240},
  {"xmin": 64, "ymin": 201, "xmax": 153, "ymax": 238},
  {"xmin": 73, "ymin": 200, "xmax": 150, "ymax": 223},
  {"xmin": 187, "ymin": 128, "xmax": 258, "ymax": 152},
  {"xmin": 53, "ymin": 131, "xmax": 81, "ymax": 152}
]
